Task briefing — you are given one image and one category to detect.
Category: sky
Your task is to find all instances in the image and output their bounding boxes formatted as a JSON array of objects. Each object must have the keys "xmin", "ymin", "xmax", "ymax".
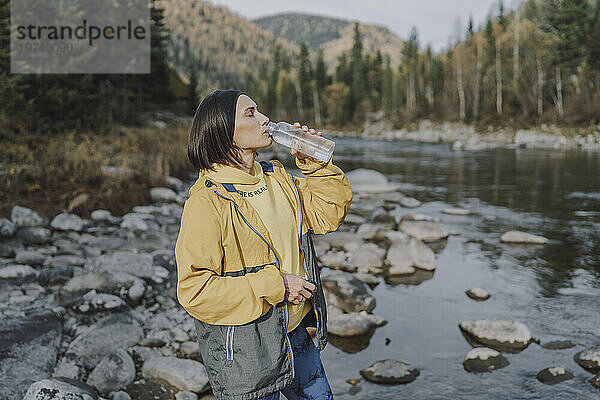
[{"xmin": 211, "ymin": 0, "xmax": 514, "ymax": 52}]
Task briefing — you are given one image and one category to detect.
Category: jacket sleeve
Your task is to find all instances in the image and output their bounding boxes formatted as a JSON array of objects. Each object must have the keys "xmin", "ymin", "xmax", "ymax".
[
  {"xmin": 175, "ymin": 193, "xmax": 286, "ymax": 325},
  {"xmin": 291, "ymin": 155, "xmax": 353, "ymax": 235}
]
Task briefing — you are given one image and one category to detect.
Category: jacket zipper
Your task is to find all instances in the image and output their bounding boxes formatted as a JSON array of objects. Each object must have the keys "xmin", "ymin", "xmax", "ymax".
[
  {"xmin": 289, "ymin": 175, "xmax": 321, "ymax": 348},
  {"xmin": 226, "ymin": 326, "xmax": 235, "ymax": 360},
  {"xmin": 213, "ymin": 190, "xmax": 296, "ymax": 380}
]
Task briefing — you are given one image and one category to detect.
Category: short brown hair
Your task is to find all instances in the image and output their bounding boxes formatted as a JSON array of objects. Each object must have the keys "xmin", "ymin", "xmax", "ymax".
[{"xmin": 187, "ymin": 91, "xmax": 244, "ymax": 172}]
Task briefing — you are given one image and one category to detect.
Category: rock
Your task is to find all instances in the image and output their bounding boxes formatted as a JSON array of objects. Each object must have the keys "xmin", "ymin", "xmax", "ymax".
[
  {"xmin": 51, "ymin": 212, "xmax": 86, "ymax": 232},
  {"xmin": 15, "ymin": 250, "xmax": 47, "ymax": 266},
  {"xmin": 500, "ymin": 231, "xmax": 548, "ymax": 244},
  {"xmin": 536, "ymin": 366, "xmax": 574, "ymax": 385},
  {"xmin": 47, "ymin": 254, "xmax": 86, "ymax": 268},
  {"xmin": 346, "ymin": 169, "xmax": 397, "ymax": 193},
  {"xmin": 120, "ymin": 214, "xmax": 149, "ymax": 232},
  {"xmin": 0, "ymin": 264, "xmax": 39, "ymax": 283},
  {"xmin": 541, "ymin": 340, "xmax": 575, "ymax": 350},
  {"xmin": 11, "ymin": 205, "xmax": 45, "ymax": 228},
  {"xmin": 459, "ymin": 319, "xmax": 532, "ymax": 353},
  {"xmin": 385, "ymin": 231, "xmax": 435, "ymax": 274},
  {"xmin": 463, "ymin": 347, "xmax": 509, "ymax": 372},
  {"xmin": 75, "ymin": 290, "xmax": 127, "ymax": 314},
  {"xmin": 166, "ymin": 176, "xmax": 185, "ymax": 191},
  {"xmin": 87, "ymin": 349, "xmax": 136, "ymax": 394},
  {"xmin": 355, "ymin": 223, "xmax": 388, "ymax": 241},
  {"xmin": 466, "ymin": 288, "xmax": 491, "ymax": 301},
  {"xmin": 179, "ymin": 341, "xmax": 201, "ymax": 359},
  {"xmin": 354, "ymin": 272, "xmax": 380, "ymax": 287},
  {"xmin": 590, "ymin": 374, "xmax": 600, "ymax": 390},
  {"xmin": 359, "ymin": 359, "xmax": 420, "ymax": 385},
  {"xmin": 359, "ymin": 311, "xmax": 387, "ymax": 327},
  {"xmin": 150, "ymin": 187, "xmax": 178, "ymax": 203},
  {"xmin": 39, "ymin": 266, "xmax": 75, "ymax": 285},
  {"xmin": 0, "ymin": 217, "xmax": 16, "ymax": 236},
  {"xmin": 347, "ymin": 243, "xmax": 385, "ymax": 271},
  {"xmin": 87, "ymin": 251, "xmax": 155, "ymax": 279},
  {"xmin": 23, "ymin": 377, "xmax": 97, "ymax": 400},
  {"xmin": 574, "ymin": 345, "xmax": 600, "ymax": 373},
  {"xmin": 321, "ymin": 269, "xmax": 376, "ymax": 313},
  {"xmin": 380, "ymin": 192, "xmax": 422, "ymax": 208},
  {"xmin": 62, "ymin": 271, "xmax": 144, "ymax": 297},
  {"xmin": 317, "ymin": 231, "xmax": 362, "ymax": 253},
  {"xmin": 327, "ymin": 313, "xmax": 377, "ymax": 337},
  {"xmin": 0, "ymin": 309, "xmax": 62, "ymax": 399},
  {"xmin": 91, "ymin": 210, "xmax": 120, "ymax": 224},
  {"xmin": 17, "ymin": 227, "xmax": 52, "ymax": 245},
  {"xmin": 398, "ymin": 216, "xmax": 449, "ymax": 242},
  {"xmin": 343, "ymin": 214, "xmax": 366, "ymax": 225},
  {"xmin": 112, "ymin": 391, "xmax": 132, "ymax": 400},
  {"xmin": 442, "ymin": 208, "xmax": 470, "ymax": 215},
  {"xmin": 176, "ymin": 391, "xmax": 199, "ymax": 400},
  {"xmin": 142, "ymin": 356, "xmax": 210, "ymax": 393},
  {"xmin": 62, "ymin": 313, "xmax": 144, "ymax": 370}
]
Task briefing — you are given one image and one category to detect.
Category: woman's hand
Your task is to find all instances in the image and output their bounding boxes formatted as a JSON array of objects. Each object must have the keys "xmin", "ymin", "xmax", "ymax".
[
  {"xmin": 291, "ymin": 122, "xmax": 322, "ymax": 160},
  {"xmin": 281, "ymin": 272, "xmax": 316, "ymax": 305}
]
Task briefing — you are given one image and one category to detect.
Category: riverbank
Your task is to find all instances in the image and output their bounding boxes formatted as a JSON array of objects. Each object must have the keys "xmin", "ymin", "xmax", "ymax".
[{"xmin": 327, "ymin": 117, "xmax": 600, "ymax": 151}]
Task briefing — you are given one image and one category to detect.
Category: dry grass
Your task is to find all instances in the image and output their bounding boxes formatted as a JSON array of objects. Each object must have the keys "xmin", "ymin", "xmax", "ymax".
[{"xmin": 0, "ymin": 124, "xmax": 192, "ymax": 219}]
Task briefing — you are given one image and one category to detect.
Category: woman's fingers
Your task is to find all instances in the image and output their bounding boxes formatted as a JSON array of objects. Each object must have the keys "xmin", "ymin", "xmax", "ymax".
[{"xmin": 294, "ymin": 122, "xmax": 321, "ymax": 136}]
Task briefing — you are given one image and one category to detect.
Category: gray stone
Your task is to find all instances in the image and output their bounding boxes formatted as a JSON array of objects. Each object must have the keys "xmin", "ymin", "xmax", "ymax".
[
  {"xmin": 63, "ymin": 313, "xmax": 144, "ymax": 370},
  {"xmin": 541, "ymin": 340, "xmax": 575, "ymax": 350},
  {"xmin": 87, "ymin": 349, "xmax": 136, "ymax": 394},
  {"xmin": 327, "ymin": 313, "xmax": 377, "ymax": 337},
  {"xmin": 176, "ymin": 391, "xmax": 199, "ymax": 400},
  {"xmin": 360, "ymin": 359, "xmax": 420, "ymax": 385},
  {"xmin": 536, "ymin": 366, "xmax": 574, "ymax": 385},
  {"xmin": 0, "ymin": 217, "xmax": 16, "ymax": 236},
  {"xmin": 0, "ymin": 264, "xmax": 39, "ymax": 283},
  {"xmin": 319, "ymin": 250, "xmax": 353, "ymax": 272},
  {"xmin": 87, "ymin": 251, "xmax": 155, "ymax": 279},
  {"xmin": 91, "ymin": 209, "xmax": 120, "ymax": 224},
  {"xmin": 0, "ymin": 309, "xmax": 62, "ymax": 399},
  {"xmin": 23, "ymin": 377, "xmax": 97, "ymax": 400},
  {"xmin": 120, "ymin": 214, "xmax": 149, "ymax": 232},
  {"xmin": 385, "ymin": 231, "xmax": 435, "ymax": 275},
  {"xmin": 321, "ymin": 269, "xmax": 375, "ymax": 313},
  {"xmin": 590, "ymin": 374, "xmax": 600, "ymax": 390},
  {"xmin": 150, "ymin": 187, "xmax": 178, "ymax": 203},
  {"xmin": 398, "ymin": 216, "xmax": 449, "ymax": 242},
  {"xmin": 500, "ymin": 231, "xmax": 548, "ymax": 244},
  {"xmin": 463, "ymin": 347, "xmax": 509, "ymax": 373},
  {"xmin": 11, "ymin": 205, "xmax": 45, "ymax": 228},
  {"xmin": 15, "ymin": 250, "xmax": 47, "ymax": 266},
  {"xmin": 466, "ymin": 288, "xmax": 491, "ymax": 301},
  {"xmin": 459, "ymin": 319, "xmax": 532, "ymax": 353},
  {"xmin": 574, "ymin": 345, "xmax": 600, "ymax": 374},
  {"xmin": 17, "ymin": 227, "xmax": 52, "ymax": 245},
  {"xmin": 111, "ymin": 391, "xmax": 132, "ymax": 400},
  {"xmin": 348, "ymin": 243, "xmax": 385, "ymax": 271},
  {"xmin": 47, "ymin": 254, "xmax": 86, "ymax": 268},
  {"xmin": 51, "ymin": 212, "xmax": 86, "ymax": 232},
  {"xmin": 347, "ymin": 169, "xmax": 398, "ymax": 193},
  {"xmin": 142, "ymin": 356, "xmax": 210, "ymax": 393},
  {"xmin": 442, "ymin": 208, "xmax": 471, "ymax": 215}
]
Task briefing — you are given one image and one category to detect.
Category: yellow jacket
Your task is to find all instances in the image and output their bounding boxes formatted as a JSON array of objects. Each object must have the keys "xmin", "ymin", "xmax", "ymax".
[{"xmin": 175, "ymin": 155, "xmax": 353, "ymax": 326}]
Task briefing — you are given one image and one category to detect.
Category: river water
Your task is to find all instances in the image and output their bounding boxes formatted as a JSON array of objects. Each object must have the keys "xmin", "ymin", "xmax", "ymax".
[{"xmin": 308, "ymin": 138, "xmax": 600, "ymax": 399}]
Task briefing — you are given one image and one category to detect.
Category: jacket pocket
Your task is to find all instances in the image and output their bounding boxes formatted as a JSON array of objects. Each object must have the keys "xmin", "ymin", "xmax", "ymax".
[{"xmin": 226, "ymin": 326, "xmax": 235, "ymax": 361}]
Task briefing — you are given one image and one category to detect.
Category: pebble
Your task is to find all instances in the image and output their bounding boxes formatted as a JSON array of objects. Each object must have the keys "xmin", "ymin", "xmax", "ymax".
[
  {"xmin": 463, "ymin": 347, "xmax": 509, "ymax": 372},
  {"xmin": 536, "ymin": 366, "xmax": 574, "ymax": 385},
  {"xmin": 360, "ymin": 359, "xmax": 420, "ymax": 385},
  {"xmin": 466, "ymin": 288, "xmax": 491, "ymax": 301}
]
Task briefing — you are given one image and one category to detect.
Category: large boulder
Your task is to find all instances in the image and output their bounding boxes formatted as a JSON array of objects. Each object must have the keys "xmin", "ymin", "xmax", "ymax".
[
  {"xmin": 398, "ymin": 215, "xmax": 449, "ymax": 242},
  {"xmin": 459, "ymin": 319, "xmax": 532, "ymax": 353},
  {"xmin": 321, "ymin": 269, "xmax": 376, "ymax": 313},
  {"xmin": 86, "ymin": 349, "xmax": 136, "ymax": 394},
  {"xmin": 23, "ymin": 377, "xmax": 98, "ymax": 400},
  {"xmin": 327, "ymin": 313, "xmax": 377, "ymax": 337},
  {"xmin": 50, "ymin": 212, "xmax": 86, "ymax": 232},
  {"xmin": 59, "ymin": 313, "xmax": 143, "ymax": 371},
  {"xmin": 385, "ymin": 231, "xmax": 435, "ymax": 275},
  {"xmin": 11, "ymin": 205, "xmax": 46, "ymax": 228},
  {"xmin": 0, "ymin": 308, "xmax": 62, "ymax": 399},
  {"xmin": 142, "ymin": 356, "xmax": 210, "ymax": 393},
  {"xmin": 346, "ymin": 169, "xmax": 397, "ymax": 193}
]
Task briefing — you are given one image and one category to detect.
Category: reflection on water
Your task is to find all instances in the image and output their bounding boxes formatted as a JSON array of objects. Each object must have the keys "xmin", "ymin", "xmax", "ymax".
[{"xmin": 315, "ymin": 138, "xmax": 600, "ymax": 399}]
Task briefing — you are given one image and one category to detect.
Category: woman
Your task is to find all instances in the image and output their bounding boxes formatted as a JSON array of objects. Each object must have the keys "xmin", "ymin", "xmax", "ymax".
[{"xmin": 175, "ymin": 89, "xmax": 353, "ymax": 400}]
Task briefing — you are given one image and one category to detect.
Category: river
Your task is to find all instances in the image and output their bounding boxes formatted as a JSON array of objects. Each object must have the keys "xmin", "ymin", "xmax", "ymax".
[{"xmin": 305, "ymin": 138, "xmax": 600, "ymax": 399}]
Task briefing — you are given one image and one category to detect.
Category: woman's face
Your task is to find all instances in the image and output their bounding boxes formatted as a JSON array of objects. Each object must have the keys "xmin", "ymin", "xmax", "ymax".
[{"xmin": 232, "ymin": 95, "xmax": 271, "ymax": 151}]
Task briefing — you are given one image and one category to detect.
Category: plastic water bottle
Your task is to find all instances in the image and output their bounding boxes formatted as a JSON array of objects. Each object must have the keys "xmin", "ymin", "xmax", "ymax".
[{"xmin": 267, "ymin": 121, "xmax": 335, "ymax": 163}]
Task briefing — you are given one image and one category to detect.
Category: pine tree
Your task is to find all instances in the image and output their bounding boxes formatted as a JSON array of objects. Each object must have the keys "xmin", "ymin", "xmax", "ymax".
[
  {"xmin": 296, "ymin": 43, "xmax": 313, "ymax": 118},
  {"xmin": 589, "ymin": 0, "xmax": 600, "ymax": 71},
  {"xmin": 187, "ymin": 60, "xmax": 199, "ymax": 115}
]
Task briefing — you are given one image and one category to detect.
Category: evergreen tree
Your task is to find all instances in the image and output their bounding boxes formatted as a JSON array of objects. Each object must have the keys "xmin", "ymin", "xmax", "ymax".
[
  {"xmin": 314, "ymin": 48, "xmax": 328, "ymax": 90},
  {"xmin": 187, "ymin": 60, "xmax": 199, "ymax": 115},
  {"xmin": 587, "ymin": 0, "xmax": 600, "ymax": 71},
  {"xmin": 296, "ymin": 43, "xmax": 313, "ymax": 117}
]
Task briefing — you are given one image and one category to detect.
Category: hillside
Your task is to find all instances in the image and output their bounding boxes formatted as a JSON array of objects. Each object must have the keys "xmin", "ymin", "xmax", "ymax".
[
  {"xmin": 254, "ymin": 13, "xmax": 405, "ymax": 70},
  {"xmin": 160, "ymin": 0, "xmax": 298, "ymax": 94}
]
